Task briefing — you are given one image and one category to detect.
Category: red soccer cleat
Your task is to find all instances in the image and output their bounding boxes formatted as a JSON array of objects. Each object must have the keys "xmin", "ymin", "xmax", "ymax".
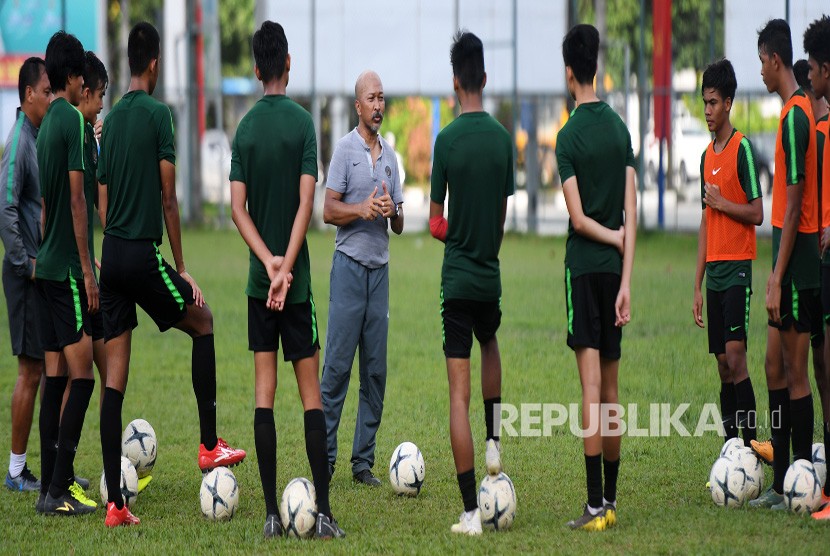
[
  {"xmin": 105, "ymin": 502, "xmax": 140, "ymax": 527},
  {"xmin": 198, "ymin": 437, "xmax": 246, "ymax": 471}
]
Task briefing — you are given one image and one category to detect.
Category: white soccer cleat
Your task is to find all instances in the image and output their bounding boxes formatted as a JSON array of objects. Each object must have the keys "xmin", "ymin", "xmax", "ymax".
[
  {"xmin": 485, "ymin": 439, "xmax": 502, "ymax": 475},
  {"xmin": 450, "ymin": 508, "xmax": 482, "ymax": 536}
]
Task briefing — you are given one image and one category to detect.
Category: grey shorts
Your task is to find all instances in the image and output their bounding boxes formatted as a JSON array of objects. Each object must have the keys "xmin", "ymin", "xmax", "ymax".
[{"xmin": 2, "ymin": 258, "xmax": 45, "ymax": 359}]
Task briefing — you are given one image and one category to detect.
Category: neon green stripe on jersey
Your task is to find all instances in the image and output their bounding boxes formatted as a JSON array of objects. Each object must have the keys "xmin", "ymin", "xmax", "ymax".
[
  {"xmin": 6, "ymin": 112, "xmax": 25, "ymax": 203},
  {"xmin": 77, "ymin": 107, "xmax": 85, "ymax": 171},
  {"xmin": 787, "ymin": 110, "xmax": 797, "ymax": 185},
  {"xmin": 740, "ymin": 137, "xmax": 759, "ymax": 199}
]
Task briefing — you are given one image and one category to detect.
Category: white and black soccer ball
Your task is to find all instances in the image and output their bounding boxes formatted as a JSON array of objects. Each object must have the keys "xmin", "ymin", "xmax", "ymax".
[
  {"xmin": 388, "ymin": 441, "xmax": 425, "ymax": 496},
  {"xmin": 478, "ymin": 472, "xmax": 516, "ymax": 530},
  {"xmin": 99, "ymin": 456, "xmax": 139, "ymax": 507},
  {"xmin": 200, "ymin": 466, "xmax": 239, "ymax": 521},
  {"xmin": 121, "ymin": 419, "xmax": 157, "ymax": 478},
  {"xmin": 280, "ymin": 477, "xmax": 317, "ymax": 538},
  {"xmin": 812, "ymin": 443, "xmax": 826, "ymax": 489},
  {"xmin": 719, "ymin": 437, "xmax": 745, "ymax": 460},
  {"xmin": 736, "ymin": 448, "xmax": 764, "ymax": 500},
  {"xmin": 709, "ymin": 455, "xmax": 747, "ymax": 507},
  {"xmin": 782, "ymin": 459, "xmax": 822, "ymax": 514}
]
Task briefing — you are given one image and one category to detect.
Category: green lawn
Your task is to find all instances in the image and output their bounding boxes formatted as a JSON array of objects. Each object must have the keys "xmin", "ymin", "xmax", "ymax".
[{"xmin": 0, "ymin": 230, "xmax": 827, "ymax": 554}]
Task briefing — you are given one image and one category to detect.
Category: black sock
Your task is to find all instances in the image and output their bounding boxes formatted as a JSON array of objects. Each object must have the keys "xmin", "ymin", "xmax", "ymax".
[
  {"xmin": 734, "ymin": 377, "xmax": 757, "ymax": 443},
  {"xmin": 304, "ymin": 409, "xmax": 331, "ymax": 517},
  {"xmin": 456, "ymin": 468, "xmax": 477, "ymax": 512},
  {"xmin": 484, "ymin": 397, "xmax": 501, "ymax": 441},
  {"xmin": 254, "ymin": 408, "xmax": 278, "ymax": 516},
  {"xmin": 49, "ymin": 378, "xmax": 94, "ymax": 498},
  {"xmin": 770, "ymin": 388, "xmax": 790, "ymax": 493},
  {"xmin": 720, "ymin": 382, "xmax": 738, "ymax": 441},
  {"xmin": 824, "ymin": 423, "xmax": 830, "ymax": 496},
  {"xmin": 192, "ymin": 334, "xmax": 217, "ymax": 450},
  {"xmin": 585, "ymin": 454, "xmax": 603, "ymax": 509},
  {"xmin": 603, "ymin": 457, "xmax": 620, "ymax": 504},
  {"xmin": 101, "ymin": 387, "xmax": 124, "ymax": 509},
  {"xmin": 790, "ymin": 394, "xmax": 813, "ymax": 462},
  {"xmin": 39, "ymin": 376, "xmax": 67, "ymax": 495}
]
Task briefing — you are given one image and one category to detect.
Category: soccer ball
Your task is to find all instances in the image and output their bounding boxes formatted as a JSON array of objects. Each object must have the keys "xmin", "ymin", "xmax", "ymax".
[
  {"xmin": 812, "ymin": 443, "xmax": 826, "ymax": 489},
  {"xmin": 200, "ymin": 467, "xmax": 239, "ymax": 521},
  {"xmin": 99, "ymin": 456, "xmax": 139, "ymax": 507},
  {"xmin": 709, "ymin": 456, "xmax": 747, "ymax": 507},
  {"xmin": 782, "ymin": 459, "xmax": 822, "ymax": 514},
  {"xmin": 478, "ymin": 472, "xmax": 516, "ymax": 530},
  {"xmin": 389, "ymin": 441, "xmax": 425, "ymax": 496},
  {"xmin": 280, "ymin": 477, "xmax": 317, "ymax": 538},
  {"xmin": 736, "ymin": 448, "xmax": 764, "ymax": 500},
  {"xmin": 719, "ymin": 437, "xmax": 745, "ymax": 459},
  {"xmin": 121, "ymin": 419, "xmax": 157, "ymax": 478}
]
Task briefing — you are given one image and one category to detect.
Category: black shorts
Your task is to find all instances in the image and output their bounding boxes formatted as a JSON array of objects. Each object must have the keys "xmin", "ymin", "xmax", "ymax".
[
  {"xmin": 706, "ymin": 285, "xmax": 750, "ymax": 355},
  {"xmin": 248, "ymin": 296, "xmax": 319, "ymax": 361},
  {"xmin": 441, "ymin": 297, "xmax": 501, "ymax": 359},
  {"xmin": 565, "ymin": 271, "xmax": 622, "ymax": 360},
  {"xmin": 100, "ymin": 235, "xmax": 193, "ymax": 341},
  {"xmin": 2, "ymin": 259, "xmax": 46, "ymax": 359},
  {"xmin": 768, "ymin": 282, "xmax": 818, "ymax": 335},
  {"xmin": 90, "ymin": 309, "xmax": 105, "ymax": 342},
  {"xmin": 807, "ymin": 287, "xmax": 824, "ymax": 347},
  {"xmin": 38, "ymin": 275, "xmax": 93, "ymax": 351},
  {"xmin": 821, "ymin": 266, "xmax": 830, "ymax": 326}
]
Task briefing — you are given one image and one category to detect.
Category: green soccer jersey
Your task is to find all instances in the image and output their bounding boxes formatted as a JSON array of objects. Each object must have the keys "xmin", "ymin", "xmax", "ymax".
[
  {"xmin": 229, "ymin": 95, "xmax": 317, "ymax": 303},
  {"xmin": 97, "ymin": 90, "xmax": 175, "ymax": 242},
  {"xmin": 430, "ymin": 111, "xmax": 515, "ymax": 301},
  {"xmin": 83, "ymin": 121, "xmax": 97, "ymax": 275},
  {"xmin": 35, "ymin": 97, "xmax": 86, "ymax": 281},
  {"xmin": 556, "ymin": 101, "xmax": 635, "ymax": 278}
]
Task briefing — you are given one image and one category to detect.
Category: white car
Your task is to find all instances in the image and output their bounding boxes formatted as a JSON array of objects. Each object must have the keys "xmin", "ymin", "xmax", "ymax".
[{"xmin": 645, "ymin": 117, "xmax": 712, "ymax": 200}]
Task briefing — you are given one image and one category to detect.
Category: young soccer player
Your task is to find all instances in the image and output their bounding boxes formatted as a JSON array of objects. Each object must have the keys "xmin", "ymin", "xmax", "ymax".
[
  {"xmin": 229, "ymin": 20, "xmax": 344, "ymax": 539},
  {"xmin": 748, "ymin": 19, "xmax": 819, "ymax": 510},
  {"xmin": 803, "ymin": 15, "xmax": 830, "ymax": 518},
  {"xmin": 97, "ymin": 22, "xmax": 245, "ymax": 527},
  {"xmin": 35, "ymin": 31, "xmax": 99, "ymax": 516},
  {"xmin": 429, "ymin": 30, "xmax": 513, "ymax": 536},
  {"xmin": 692, "ymin": 59, "xmax": 762, "ymax": 447},
  {"xmin": 556, "ymin": 24, "xmax": 636, "ymax": 531}
]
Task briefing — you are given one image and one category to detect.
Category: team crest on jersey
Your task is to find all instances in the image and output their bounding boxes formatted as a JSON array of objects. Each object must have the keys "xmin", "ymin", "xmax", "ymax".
[{"xmin": 385, "ymin": 165, "xmax": 391, "ymax": 177}]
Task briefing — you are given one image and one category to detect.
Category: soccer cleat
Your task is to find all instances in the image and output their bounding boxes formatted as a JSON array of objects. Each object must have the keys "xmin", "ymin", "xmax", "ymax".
[
  {"xmin": 450, "ymin": 508, "xmax": 482, "ymax": 536},
  {"xmin": 73, "ymin": 475, "xmax": 90, "ymax": 490},
  {"xmin": 748, "ymin": 487, "xmax": 784, "ymax": 508},
  {"xmin": 105, "ymin": 502, "xmax": 140, "ymax": 527},
  {"xmin": 328, "ymin": 463, "xmax": 335, "ymax": 480},
  {"xmin": 263, "ymin": 514, "xmax": 284, "ymax": 538},
  {"xmin": 42, "ymin": 490, "xmax": 97, "ymax": 516},
  {"xmin": 35, "ymin": 492, "xmax": 46, "ymax": 514},
  {"xmin": 603, "ymin": 501, "xmax": 617, "ymax": 528},
  {"xmin": 69, "ymin": 481, "xmax": 97, "ymax": 508},
  {"xmin": 567, "ymin": 504, "xmax": 607, "ymax": 531},
  {"xmin": 353, "ymin": 469, "xmax": 381, "ymax": 486},
  {"xmin": 5, "ymin": 465, "xmax": 41, "ymax": 492},
  {"xmin": 750, "ymin": 439, "xmax": 773, "ymax": 465},
  {"xmin": 137, "ymin": 475, "xmax": 153, "ymax": 494},
  {"xmin": 315, "ymin": 513, "xmax": 346, "ymax": 539},
  {"xmin": 769, "ymin": 500, "xmax": 788, "ymax": 511},
  {"xmin": 198, "ymin": 438, "xmax": 246, "ymax": 472},
  {"xmin": 485, "ymin": 439, "xmax": 502, "ymax": 475},
  {"xmin": 812, "ymin": 502, "xmax": 830, "ymax": 520}
]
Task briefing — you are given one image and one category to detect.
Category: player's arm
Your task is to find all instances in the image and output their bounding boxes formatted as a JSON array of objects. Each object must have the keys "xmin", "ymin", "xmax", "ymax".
[
  {"xmin": 429, "ymin": 200, "xmax": 447, "ymax": 242},
  {"xmin": 0, "ymin": 150, "xmax": 34, "ymax": 279},
  {"xmin": 615, "ymin": 166, "xmax": 637, "ymax": 327},
  {"xmin": 69, "ymin": 169, "xmax": 98, "ymax": 312},
  {"xmin": 390, "ymin": 200, "xmax": 404, "ymax": 235},
  {"xmin": 693, "ymin": 210, "xmax": 707, "ymax": 328},
  {"xmin": 97, "ymin": 182, "xmax": 107, "ymax": 230},
  {"xmin": 385, "ymin": 177, "xmax": 404, "ymax": 235},
  {"xmin": 562, "ymin": 175, "xmax": 624, "ymax": 252},
  {"xmin": 267, "ymin": 173, "xmax": 315, "ymax": 311},
  {"xmin": 230, "ymin": 180, "xmax": 286, "ymax": 280},
  {"xmin": 324, "ymin": 187, "xmax": 383, "ymax": 225}
]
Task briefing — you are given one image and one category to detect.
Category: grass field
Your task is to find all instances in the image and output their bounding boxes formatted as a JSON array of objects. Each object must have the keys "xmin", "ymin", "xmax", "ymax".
[{"xmin": 0, "ymin": 229, "xmax": 828, "ymax": 554}]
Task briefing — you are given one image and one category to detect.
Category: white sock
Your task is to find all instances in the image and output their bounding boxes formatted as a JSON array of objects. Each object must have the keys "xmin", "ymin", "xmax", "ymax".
[
  {"xmin": 465, "ymin": 508, "xmax": 478, "ymax": 519},
  {"xmin": 9, "ymin": 452, "xmax": 26, "ymax": 478},
  {"xmin": 587, "ymin": 504, "xmax": 604, "ymax": 516},
  {"xmin": 603, "ymin": 497, "xmax": 617, "ymax": 509}
]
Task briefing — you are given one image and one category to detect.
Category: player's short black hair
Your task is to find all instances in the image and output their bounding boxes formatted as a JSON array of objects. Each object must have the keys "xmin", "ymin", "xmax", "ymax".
[
  {"xmin": 128, "ymin": 22, "xmax": 160, "ymax": 75},
  {"xmin": 44, "ymin": 31, "xmax": 85, "ymax": 92},
  {"xmin": 758, "ymin": 18, "xmax": 793, "ymax": 68},
  {"xmin": 701, "ymin": 58, "xmax": 737, "ymax": 102},
  {"xmin": 562, "ymin": 24, "xmax": 599, "ymax": 85},
  {"xmin": 252, "ymin": 21, "xmax": 288, "ymax": 83},
  {"xmin": 83, "ymin": 51, "xmax": 108, "ymax": 94},
  {"xmin": 793, "ymin": 59, "xmax": 813, "ymax": 94},
  {"xmin": 18, "ymin": 57, "xmax": 45, "ymax": 105},
  {"xmin": 450, "ymin": 30, "xmax": 485, "ymax": 93},
  {"xmin": 803, "ymin": 15, "xmax": 830, "ymax": 66}
]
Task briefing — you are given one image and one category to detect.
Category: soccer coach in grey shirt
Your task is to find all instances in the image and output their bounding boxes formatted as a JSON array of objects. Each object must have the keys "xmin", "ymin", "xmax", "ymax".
[
  {"xmin": 0, "ymin": 58, "xmax": 52, "ymax": 491},
  {"xmin": 322, "ymin": 70, "xmax": 404, "ymax": 486}
]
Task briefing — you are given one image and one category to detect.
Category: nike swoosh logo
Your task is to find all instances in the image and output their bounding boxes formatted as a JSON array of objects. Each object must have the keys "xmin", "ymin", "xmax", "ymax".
[
  {"xmin": 352, "ymin": 162, "xmax": 360, "ymax": 166},
  {"xmin": 712, "ymin": 168, "xmax": 721, "ymax": 175},
  {"xmin": 730, "ymin": 325, "xmax": 741, "ymax": 331}
]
